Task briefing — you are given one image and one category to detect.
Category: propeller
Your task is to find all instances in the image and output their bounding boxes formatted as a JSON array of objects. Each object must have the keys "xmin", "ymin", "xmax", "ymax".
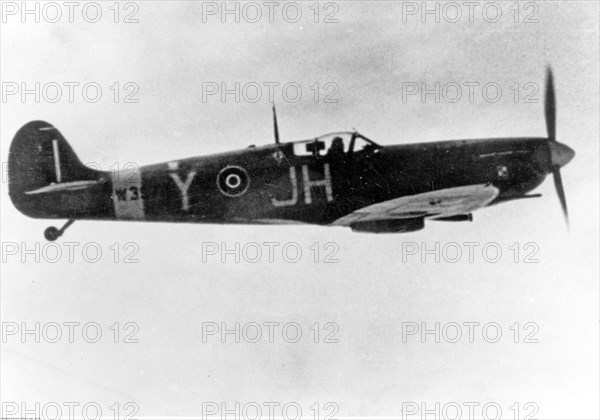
[
  {"xmin": 544, "ymin": 67, "xmax": 574, "ymax": 227},
  {"xmin": 545, "ymin": 67, "xmax": 556, "ymax": 142}
]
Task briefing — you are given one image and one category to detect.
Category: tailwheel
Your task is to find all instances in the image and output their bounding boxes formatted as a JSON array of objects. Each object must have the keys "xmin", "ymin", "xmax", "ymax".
[
  {"xmin": 44, "ymin": 226, "xmax": 61, "ymax": 241},
  {"xmin": 44, "ymin": 219, "xmax": 75, "ymax": 241}
]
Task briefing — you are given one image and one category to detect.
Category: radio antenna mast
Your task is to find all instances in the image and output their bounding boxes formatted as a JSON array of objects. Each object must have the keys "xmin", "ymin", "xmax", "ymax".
[{"xmin": 272, "ymin": 103, "xmax": 280, "ymax": 145}]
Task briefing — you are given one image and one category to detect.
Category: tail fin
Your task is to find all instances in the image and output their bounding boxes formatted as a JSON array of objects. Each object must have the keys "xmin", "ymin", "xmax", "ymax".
[{"xmin": 8, "ymin": 121, "xmax": 102, "ymax": 218}]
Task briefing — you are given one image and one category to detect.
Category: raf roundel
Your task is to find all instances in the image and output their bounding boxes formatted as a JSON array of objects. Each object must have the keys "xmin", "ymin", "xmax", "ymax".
[{"xmin": 217, "ymin": 165, "xmax": 250, "ymax": 197}]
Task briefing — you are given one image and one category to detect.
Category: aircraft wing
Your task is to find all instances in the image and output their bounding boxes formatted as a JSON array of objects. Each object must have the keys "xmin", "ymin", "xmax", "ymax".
[
  {"xmin": 25, "ymin": 180, "xmax": 105, "ymax": 195},
  {"xmin": 332, "ymin": 184, "xmax": 499, "ymax": 226}
]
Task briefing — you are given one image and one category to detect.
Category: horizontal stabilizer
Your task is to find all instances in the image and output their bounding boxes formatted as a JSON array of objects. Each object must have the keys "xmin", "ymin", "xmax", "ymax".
[{"xmin": 25, "ymin": 180, "xmax": 105, "ymax": 195}]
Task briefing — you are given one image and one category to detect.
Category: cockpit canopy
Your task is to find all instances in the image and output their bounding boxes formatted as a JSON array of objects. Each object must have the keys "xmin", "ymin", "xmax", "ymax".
[{"xmin": 292, "ymin": 132, "xmax": 381, "ymax": 158}]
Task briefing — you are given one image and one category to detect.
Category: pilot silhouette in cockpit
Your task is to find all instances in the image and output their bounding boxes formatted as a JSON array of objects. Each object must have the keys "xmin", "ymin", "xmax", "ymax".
[{"xmin": 328, "ymin": 137, "xmax": 344, "ymax": 158}]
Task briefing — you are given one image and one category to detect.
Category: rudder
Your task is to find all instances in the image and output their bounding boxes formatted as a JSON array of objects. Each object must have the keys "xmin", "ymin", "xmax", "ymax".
[{"xmin": 8, "ymin": 121, "xmax": 101, "ymax": 218}]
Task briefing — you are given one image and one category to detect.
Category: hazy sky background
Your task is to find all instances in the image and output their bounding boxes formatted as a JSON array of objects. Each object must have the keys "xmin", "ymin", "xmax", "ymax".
[{"xmin": 1, "ymin": 1, "xmax": 599, "ymax": 418}]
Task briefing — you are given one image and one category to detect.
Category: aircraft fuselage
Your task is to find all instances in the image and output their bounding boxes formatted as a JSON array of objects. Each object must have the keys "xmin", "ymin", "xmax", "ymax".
[{"xmin": 18, "ymin": 136, "xmax": 552, "ymax": 225}]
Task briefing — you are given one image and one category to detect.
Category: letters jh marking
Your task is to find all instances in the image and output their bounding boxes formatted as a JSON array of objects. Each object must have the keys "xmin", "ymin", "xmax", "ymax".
[{"xmin": 272, "ymin": 163, "xmax": 333, "ymax": 207}]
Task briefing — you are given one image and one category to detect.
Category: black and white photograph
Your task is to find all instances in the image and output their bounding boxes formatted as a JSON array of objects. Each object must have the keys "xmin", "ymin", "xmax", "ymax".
[{"xmin": 1, "ymin": 1, "xmax": 599, "ymax": 419}]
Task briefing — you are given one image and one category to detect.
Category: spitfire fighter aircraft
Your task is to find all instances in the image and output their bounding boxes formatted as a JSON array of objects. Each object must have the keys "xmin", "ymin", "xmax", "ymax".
[{"xmin": 9, "ymin": 69, "xmax": 575, "ymax": 241}]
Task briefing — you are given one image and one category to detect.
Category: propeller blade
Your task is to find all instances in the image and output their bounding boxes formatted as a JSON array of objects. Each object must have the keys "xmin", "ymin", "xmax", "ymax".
[
  {"xmin": 552, "ymin": 167, "xmax": 569, "ymax": 226},
  {"xmin": 545, "ymin": 67, "xmax": 556, "ymax": 141}
]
